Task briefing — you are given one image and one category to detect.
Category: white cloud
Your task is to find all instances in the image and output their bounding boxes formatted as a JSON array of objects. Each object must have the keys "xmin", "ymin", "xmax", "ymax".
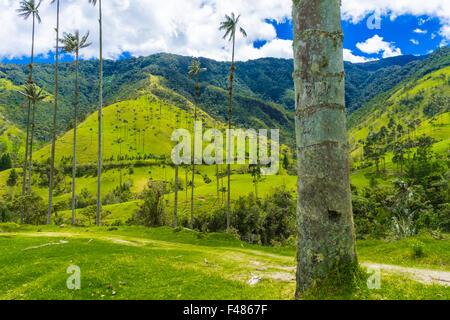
[
  {"xmin": 341, "ymin": 0, "xmax": 450, "ymax": 40},
  {"xmin": 413, "ymin": 28, "xmax": 428, "ymax": 34},
  {"xmin": 0, "ymin": 0, "xmax": 293, "ymax": 62},
  {"xmin": 356, "ymin": 35, "xmax": 402, "ymax": 58},
  {"xmin": 343, "ymin": 49, "xmax": 377, "ymax": 63},
  {"xmin": 1, "ymin": 0, "xmax": 449, "ymax": 62},
  {"xmin": 410, "ymin": 39, "xmax": 419, "ymax": 45}
]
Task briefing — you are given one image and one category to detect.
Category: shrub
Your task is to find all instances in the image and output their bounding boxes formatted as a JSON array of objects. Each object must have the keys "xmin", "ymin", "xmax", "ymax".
[
  {"xmin": 6, "ymin": 169, "xmax": 18, "ymax": 187},
  {"xmin": 133, "ymin": 182, "xmax": 166, "ymax": 227},
  {"xmin": 410, "ymin": 240, "xmax": 425, "ymax": 258},
  {"xmin": 9, "ymin": 195, "xmax": 47, "ymax": 225}
]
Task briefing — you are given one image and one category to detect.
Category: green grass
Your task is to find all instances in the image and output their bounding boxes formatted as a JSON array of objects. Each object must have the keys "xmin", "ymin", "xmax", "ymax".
[
  {"xmin": 0, "ymin": 224, "xmax": 448, "ymax": 300},
  {"xmin": 357, "ymin": 234, "xmax": 450, "ymax": 271}
]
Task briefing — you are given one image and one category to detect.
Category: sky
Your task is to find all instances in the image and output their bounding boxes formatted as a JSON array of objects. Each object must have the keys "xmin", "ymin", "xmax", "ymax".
[{"xmin": 0, "ymin": 0, "xmax": 449, "ymax": 64}]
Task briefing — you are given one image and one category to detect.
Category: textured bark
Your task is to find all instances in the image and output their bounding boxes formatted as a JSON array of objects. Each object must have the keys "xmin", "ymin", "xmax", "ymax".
[
  {"xmin": 96, "ymin": 0, "xmax": 103, "ymax": 227},
  {"xmin": 48, "ymin": 0, "xmax": 60, "ymax": 225},
  {"xmin": 292, "ymin": 0, "xmax": 357, "ymax": 296}
]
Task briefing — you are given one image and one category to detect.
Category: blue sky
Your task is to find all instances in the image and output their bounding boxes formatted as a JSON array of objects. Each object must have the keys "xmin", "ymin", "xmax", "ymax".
[{"xmin": 0, "ymin": 0, "xmax": 448, "ymax": 64}]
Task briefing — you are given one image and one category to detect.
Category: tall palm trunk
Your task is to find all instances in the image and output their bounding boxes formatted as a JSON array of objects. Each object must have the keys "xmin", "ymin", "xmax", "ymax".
[
  {"xmin": 190, "ymin": 73, "xmax": 199, "ymax": 229},
  {"xmin": 292, "ymin": 0, "xmax": 357, "ymax": 297},
  {"xmin": 26, "ymin": 13, "xmax": 37, "ymax": 195},
  {"xmin": 71, "ymin": 51, "xmax": 79, "ymax": 225},
  {"xmin": 226, "ymin": 33, "xmax": 236, "ymax": 233},
  {"xmin": 21, "ymin": 12, "xmax": 37, "ymax": 222},
  {"xmin": 48, "ymin": 0, "xmax": 60, "ymax": 225},
  {"xmin": 96, "ymin": 0, "xmax": 103, "ymax": 226},
  {"xmin": 174, "ymin": 165, "xmax": 178, "ymax": 228},
  {"xmin": 21, "ymin": 101, "xmax": 31, "ymax": 223},
  {"xmin": 27, "ymin": 101, "xmax": 37, "ymax": 194}
]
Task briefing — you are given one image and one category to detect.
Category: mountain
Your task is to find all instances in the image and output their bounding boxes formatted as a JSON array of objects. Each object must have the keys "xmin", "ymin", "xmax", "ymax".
[
  {"xmin": 348, "ymin": 65, "xmax": 450, "ymax": 161},
  {"xmin": 2, "ymin": 48, "xmax": 449, "ymax": 149}
]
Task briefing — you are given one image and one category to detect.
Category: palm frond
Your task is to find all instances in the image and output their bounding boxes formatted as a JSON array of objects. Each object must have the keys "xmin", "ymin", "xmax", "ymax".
[{"xmin": 219, "ymin": 12, "xmax": 246, "ymax": 42}]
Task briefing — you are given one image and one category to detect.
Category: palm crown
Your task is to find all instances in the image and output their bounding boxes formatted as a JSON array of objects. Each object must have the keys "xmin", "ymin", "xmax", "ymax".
[
  {"xmin": 17, "ymin": 0, "xmax": 42, "ymax": 23},
  {"xmin": 16, "ymin": 83, "xmax": 49, "ymax": 104},
  {"xmin": 60, "ymin": 31, "xmax": 92, "ymax": 54},
  {"xmin": 188, "ymin": 60, "xmax": 207, "ymax": 79},
  {"xmin": 219, "ymin": 12, "xmax": 247, "ymax": 41},
  {"xmin": 88, "ymin": 0, "xmax": 99, "ymax": 6}
]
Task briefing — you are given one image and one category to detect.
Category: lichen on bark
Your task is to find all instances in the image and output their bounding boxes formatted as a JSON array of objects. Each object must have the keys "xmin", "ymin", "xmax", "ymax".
[{"xmin": 292, "ymin": 0, "xmax": 357, "ymax": 297}]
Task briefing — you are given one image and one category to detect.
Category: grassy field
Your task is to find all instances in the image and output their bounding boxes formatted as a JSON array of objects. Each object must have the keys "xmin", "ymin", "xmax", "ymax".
[{"xmin": 0, "ymin": 224, "xmax": 448, "ymax": 300}]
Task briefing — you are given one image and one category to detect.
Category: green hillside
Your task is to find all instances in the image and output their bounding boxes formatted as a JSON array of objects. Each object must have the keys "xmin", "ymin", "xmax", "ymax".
[
  {"xmin": 349, "ymin": 66, "xmax": 450, "ymax": 162},
  {"xmin": 0, "ymin": 49, "xmax": 448, "ymax": 251},
  {"xmin": 3, "ymin": 48, "xmax": 448, "ymax": 149}
]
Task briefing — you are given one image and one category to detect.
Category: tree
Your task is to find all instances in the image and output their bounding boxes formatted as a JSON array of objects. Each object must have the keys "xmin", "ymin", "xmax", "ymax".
[
  {"xmin": 188, "ymin": 59, "xmax": 206, "ymax": 229},
  {"xmin": 134, "ymin": 182, "xmax": 166, "ymax": 227},
  {"xmin": 16, "ymin": 84, "xmax": 49, "ymax": 196},
  {"xmin": 7, "ymin": 169, "xmax": 19, "ymax": 187},
  {"xmin": 17, "ymin": 0, "xmax": 42, "ymax": 223},
  {"xmin": 219, "ymin": 12, "xmax": 247, "ymax": 233},
  {"xmin": 0, "ymin": 153, "xmax": 12, "ymax": 171},
  {"xmin": 88, "ymin": 0, "xmax": 103, "ymax": 227},
  {"xmin": 11, "ymin": 195, "xmax": 47, "ymax": 225},
  {"xmin": 249, "ymin": 164, "xmax": 263, "ymax": 199},
  {"xmin": 60, "ymin": 30, "xmax": 91, "ymax": 225},
  {"xmin": 292, "ymin": 0, "xmax": 357, "ymax": 296},
  {"xmin": 48, "ymin": 0, "xmax": 61, "ymax": 225}
]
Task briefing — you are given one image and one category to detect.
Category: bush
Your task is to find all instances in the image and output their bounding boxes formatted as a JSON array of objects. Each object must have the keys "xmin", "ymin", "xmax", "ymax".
[
  {"xmin": 410, "ymin": 240, "xmax": 425, "ymax": 258},
  {"xmin": 194, "ymin": 187, "xmax": 295, "ymax": 246},
  {"xmin": 9, "ymin": 195, "xmax": 47, "ymax": 225},
  {"xmin": 6, "ymin": 169, "xmax": 18, "ymax": 187},
  {"xmin": 133, "ymin": 182, "xmax": 166, "ymax": 227}
]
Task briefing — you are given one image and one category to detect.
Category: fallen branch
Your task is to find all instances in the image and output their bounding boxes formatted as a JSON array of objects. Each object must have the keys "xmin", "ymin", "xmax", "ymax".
[{"xmin": 22, "ymin": 240, "xmax": 69, "ymax": 251}]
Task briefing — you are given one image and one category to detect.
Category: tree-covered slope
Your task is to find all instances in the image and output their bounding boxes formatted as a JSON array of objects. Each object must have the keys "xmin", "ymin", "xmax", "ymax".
[
  {"xmin": 4, "ymin": 48, "xmax": 449, "ymax": 148},
  {"xmin": 348, "ymin": 65, "xmax": 449, "ymax": 161}
]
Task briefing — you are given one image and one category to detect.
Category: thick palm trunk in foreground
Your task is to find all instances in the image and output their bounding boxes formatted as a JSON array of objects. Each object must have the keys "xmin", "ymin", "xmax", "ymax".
[{"xmin": 292, "ymin": 0, "xmax": 357, "ymax": 296}]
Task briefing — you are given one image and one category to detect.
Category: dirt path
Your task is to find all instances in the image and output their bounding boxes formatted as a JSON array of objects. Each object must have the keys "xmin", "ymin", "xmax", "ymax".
[{"xmin": 361, "ymin": 263, "xmax": 450, "ymax": 286}]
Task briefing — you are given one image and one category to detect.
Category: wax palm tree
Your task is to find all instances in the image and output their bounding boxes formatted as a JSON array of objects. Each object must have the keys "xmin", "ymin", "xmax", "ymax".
[
  {"xmin": 47, "ymin": 0, "xmax": 61, "ymax": 225},
  {"xmin": 16, "ymin": 83, "xmax": 49, "ymax": 204},
  {"xmin": 60, "ymin": 30, "xmax": 91, "ymax": 225},
  {"xmin": 219, "ymin": 12, "xmax": 247, "ymax": 233},
  {"xmin": 17, "ymin": 0, "xmax": 42, "ymax": 220},
  {"xmin": 89, "ymin": 0, "xmax": 103, "ymax": 226},
  {"xmin": 188, "ymin": 59, "xmax": 206, "ymax": 229},
  {"xmin": 17, "ymin": 0, "xmax": 41, "ymax": 83},
  {"xmin": 292, "ymin": 0, "xmax": 356, "ymax": 296}
]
